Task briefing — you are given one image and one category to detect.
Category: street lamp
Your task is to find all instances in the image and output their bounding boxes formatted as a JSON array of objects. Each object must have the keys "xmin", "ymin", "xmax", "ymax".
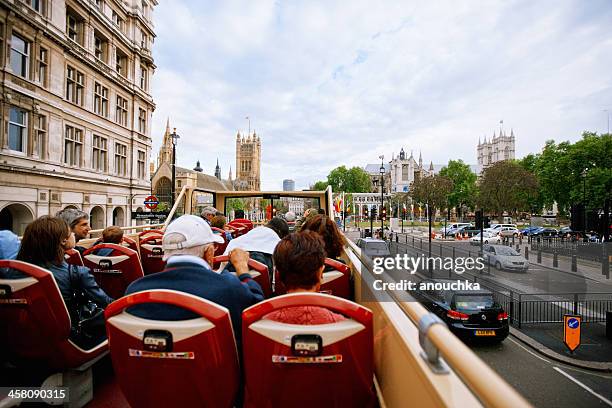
[
  {"xmin": 581, "ymin": 168, "xmax": 588, "ymax": 241},
  {"xmin": 604, "ymin": 109, "xmax": 610, "ymax": 135},
  {"xmin": 170, "ymin": 128, "xmax": 180, "ymax": 208},
  {"xmin": 379, "ymin": 156, "xmax": 385, "ymax": 235}
]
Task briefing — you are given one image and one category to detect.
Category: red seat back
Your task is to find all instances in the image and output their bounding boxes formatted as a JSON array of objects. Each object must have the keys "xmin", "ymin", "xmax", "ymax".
[
  {"xmin": 139, "ymin": 234, "xmax": 166, "ymax": 275},
  {"xmin": 105, "ymin": 290, "xmax": 239, "ymax": 408},
  {"xmin": 274, "ymin": 258, "xmax": 351, "ymax": 299},
  {"xmin": 0, "ymin": 260, "xmax": 107, "ymax": 370},
  {"xmin": 121, "ymin": 236, "xmax": 139, "ymax": 254},
  {"xmin": 83, "ymin": 244, "xmax": 144, "ymax": 299},
  {"xmin": 211, "ymin": 227, "xmax": 229, "ymax": 256},
  {"xmin": 138, "ymin": 229, "xmax": 164, "ymax": 239},
  {"xmin": 213, "ymin": 255, "xmax": 271, "ymax": 298},
  {"xmin": 241, "ymin": 293, "xmax": 374, "ymax": 408},
  {"xmin": 65, "ymin": 248, "xmax": 84, "ymax": 266}
]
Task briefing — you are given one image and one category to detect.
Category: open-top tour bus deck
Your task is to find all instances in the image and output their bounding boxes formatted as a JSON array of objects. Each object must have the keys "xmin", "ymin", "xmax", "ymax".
[{"xmin": 0, "ymin": 186, "xmax": 530, "ymax": 407}]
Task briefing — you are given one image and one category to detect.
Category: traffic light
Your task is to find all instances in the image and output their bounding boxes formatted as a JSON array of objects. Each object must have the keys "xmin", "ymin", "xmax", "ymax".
[
  {"xmin": 475, "ymin": 210, "xmax": 483, "ymax": 229},
  {"xmin": 382, "ymin": 208, "xmax": 387, "ymax": 221},
  {"xmin": 484, "ymin": 216, "xmax": 491, "ymax": 229},
  {"xmin": 371, "ymin": 207, "xmax": 377, "ymax": 219}
]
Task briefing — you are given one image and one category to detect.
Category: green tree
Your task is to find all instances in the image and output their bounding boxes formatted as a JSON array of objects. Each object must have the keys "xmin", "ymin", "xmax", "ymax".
[
  {"xmin": 438, "ymin": 159, "xmax": 477, "ymax": 218},
  {"xmin": 409, "ymin": 175, "xmax": 453, "ymax": 216},
  {"xmin": 326, "ymin": 166, "xmax": 372, "ymax": 192},
  {"xmin": 477, "ymin": 161, "xmax": 538, "ymax": 221},
  {"xmin": 312, "ymin": 180, "xmax": 329, "ymax": 190}
]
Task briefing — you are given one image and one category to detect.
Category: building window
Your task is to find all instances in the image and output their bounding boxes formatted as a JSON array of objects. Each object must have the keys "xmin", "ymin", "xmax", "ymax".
[
  {"xmin": 115, "ymin": 95, "xmax": 128, "ymax": 126},
  {"xmin": 94, "ymin": 0, "xmax": 103, "ymax": 10},
  {"xmin": 37, "ymin": 46, "xmax": 48, "ymax": 86},
  {"xmin": 66, "ymin": 66, "xmax": 84, "ymax": 105},
  {"xmin": 116, "ymin": 49, "xmax": 127, "ymax": 77},
  {"xmin": 140, "ymin": 66, "xmax": 148, "ymax": 90},
  {"xmin": 141, "ymin": 0, "xmax": 149, "ymax": 19},
  {"xmin": 141, "ymin": 31, "xmax": 148, "ymax": 49},
  {"xmin": 64, "ymin": 125, "xmax": 83, "ymax": 166},
  {"xmin": 34, "ymin": 114, "xmax": 47, "ymax": 158},
  {"xmin": 112, "ymin": 11, "xmax": 125, "ymax": 33},
  {"xmin": 94, "ymin": 32, "xmax": 108, "ymax": 62},
  {"xmin": 66, "ymin": 10, "xmax": 83, "ymax": 45},
  {"xmin": 138, "ymin": 108, "xmax": 146, "ymax": 134},
  {"xmin": 8, "ymin": 107, "xmax": 27, "ymax": 152},
  {"xmin": 94, "ymin": 82, "xmax": 108, "ymax": 117},
  {"xmin": 92, "ymin": 135, "xmax": 108, "ymax": 172},
  {"xmin": 29, "ymin": 0, "xmax": 43, "ymax": 13},
  {"xmin": 10, "ymin": 34, "xmax": 30, "ymax": 79},
  {"xmin": 137, "ymin": 150, "xmax": 145, "ymax": 179},
  {"xmin": 114, "ymin": 143, "xmax": 127, "ymax": 176}
]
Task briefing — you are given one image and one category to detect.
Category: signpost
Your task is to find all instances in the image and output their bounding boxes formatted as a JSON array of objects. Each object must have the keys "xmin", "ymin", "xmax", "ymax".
[
  {"xmin": 144, "ymin": 195, "xmax": 159, "ymax": 210},
  {"xmin": 563, "ymin": 314, "xmax": 581, "ymax": 353}
]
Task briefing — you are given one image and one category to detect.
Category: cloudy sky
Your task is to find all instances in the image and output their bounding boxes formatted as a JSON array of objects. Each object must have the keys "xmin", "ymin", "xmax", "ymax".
[{"xmin": 151, "ymin": 0, "xmax": 612, "ymax": 190}]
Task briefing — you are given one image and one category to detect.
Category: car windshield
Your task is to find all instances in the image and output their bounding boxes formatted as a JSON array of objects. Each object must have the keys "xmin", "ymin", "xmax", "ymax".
[
  {"xmin": 454, "ymin": 295, "xmax": 495, "ymax": 311},
  {"xmin": 495, "ymin": 246, "xmax": 520, "ymax": 256}
]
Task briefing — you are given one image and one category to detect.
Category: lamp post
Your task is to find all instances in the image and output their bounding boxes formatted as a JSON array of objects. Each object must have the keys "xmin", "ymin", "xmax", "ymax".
[
  {"xmin": 170, "ymin": 128, "xmax": 180, "ymax": 208},
  {"xmin": 581, "ymin": 168, "xmax": 588, "ymax": 241},
  {"xmin": 604, "ymin": 109, "xmax": 610, "ymax": 135},
  {"xmin": 379, "ymin": 156, "xmax": 385, "ymax": 236}
]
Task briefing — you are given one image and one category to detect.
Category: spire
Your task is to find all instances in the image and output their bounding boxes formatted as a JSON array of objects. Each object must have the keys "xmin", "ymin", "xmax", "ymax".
[
  {"xmin": 193, "ymin": 160, "xmax": 202, "ymax": 172},
  {"xmin": 410, "ymin": 149, "xmax": 413, "ymax": 159},
  {"xmin": 429, "ymin": 161, "xmax": 434, "ymax": 172},
  {"xmin": 418, "ymin": 151, "xmax": 423, "ymax": 167},
  {"xmin": 493, "ymin": 131, "xmax": 496, "ymax": 139},
  {"xmin": 228, "ymin": 166, "xmax": 232, "ymax": 181},
  {"xmin": 214, "ymin": 158, "xmax": 221, "ymax": 179},
  {"xmin": 511, "ymin": 128, "xmax": 515, "ymax": 138},
  {"xmin": 478, "ymin": 136, "xmax": 481, "ymax": 146},
  {"xmin": 165, "ymin": 117, "xmax": 170, "ymax": 134},
  {"xmin": 236, "ymin": 131, "xmax": 241, "ymax": 139}
]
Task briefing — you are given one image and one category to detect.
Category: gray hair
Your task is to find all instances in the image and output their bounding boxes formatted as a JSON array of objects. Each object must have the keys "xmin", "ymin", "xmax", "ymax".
[
  {"xmin": 201, "ymin": 206, "xmax": 218, "ymax": 218},
  {"xmin": 56, "ymin": 208, "xmax": 88, "ymax": 228}
]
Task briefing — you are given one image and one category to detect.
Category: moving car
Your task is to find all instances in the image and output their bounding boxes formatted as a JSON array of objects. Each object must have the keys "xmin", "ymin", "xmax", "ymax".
[
  {"xmin": 530, "ymin": 227, "xmax": 558, "ymax": 237},
  {"xmin": 469, "ymin": 231, "xmax": 501, "ymax": 245},
  {"xmin": 486, "ymin": 224, "xmax": 517, "ymax": 234},
  {"xmin": 356, "ymin": 238, "xmax": 391, "ymax": 258},
  {"xmin": 439, "ymin": 223, "xmax": 471, "ymax": 236},
  {"xmin": 499, "ymin": 226, "xmax": 520, "ymax": 238},
  {"xmin": 415, "ymin": 279, "xmax": 509, "ymax": 342},
  {"xmin": 482, "ymin": 244, "xmax": 529, "ymax": 272}
]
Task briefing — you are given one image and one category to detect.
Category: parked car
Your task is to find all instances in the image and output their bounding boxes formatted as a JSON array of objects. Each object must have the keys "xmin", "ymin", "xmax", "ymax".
[
  {"xmin": 414, "ymin": 279, "xmax": 509, "ymax": 342},
  {"xmin": 482, "ymin": 244, "xmax": 529, "ymax": 272},
  {"xmin": 470, "ymin": 231, "xmax": 501, "ymax": 245},
  {"xmin": 486, "ymin": 224, "xmax": 517, "ymax": 234},
  {"xmin": 440, "ymin": 223, "xmax": 471, "ymax": 236},
  {"xmin": 499, "ymin": 226, "xmax": 521, "ymax": 238},
  {"xmin": 520, "ymin": 226, "xmax": 540, "ymax": 236},
  {"xmin": 530, "ymin": 227, "xmax": 558, "ymax": 237},
  {"xmin": 356, "ymin": 238, "xmax": 391, "ymax": 258}
]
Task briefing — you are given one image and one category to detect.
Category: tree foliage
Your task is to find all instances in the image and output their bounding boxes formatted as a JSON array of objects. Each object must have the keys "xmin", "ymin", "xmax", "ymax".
[
  {"xmin": 409, "ymin": 175, "xmax": 453, "ymax": 215},
  {"xmin": 438, "ymin": 159, "xmax": 477, "ymax": 212},
  {"xmin": 311, "ymin": 180, "xmax": 329, "ymax": 191},
  {"xmin": 317, "ymin": 166, "xmax": 372, "ymax": 193},
  {"xmin": 477, "ymin": 161, "xmax": 538, "ymax": 221}
]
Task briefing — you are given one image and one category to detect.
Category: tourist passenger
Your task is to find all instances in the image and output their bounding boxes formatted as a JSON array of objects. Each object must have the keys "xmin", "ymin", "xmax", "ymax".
[
  {"xmin": 14, "ymin": 216, "xmax": 112, "ymax": 347},
  {"xmin": 211, "ymin": 214, "xmax": 233, "ymax": 241},
  {"xmin": 0, "ymin": 230, "xmax": 20, "ymax": 260},
  {"xmin": 200, "ymin": 206, "xmax": 218, "ymax": 225},
  {"xmin": 264, "ymin": 231, "xmax": 346, "ymax": 324},
  {"xmin": 232, "ymin": 209, "xmax": 253, "ymax": 229},
  {"xmin": 56, "ymin": 208, "xmax": 91, "ymax": 254},
  {"xmin": 301, "ymin": 214, "xmax": 346, "ymax": 261},
  {"xmin": 295, "ymin": 208, "xmax": 317, "ymax": 231},
  {"xmin": 93, "ymin": 226, "xmax": 124, "ymax": 256},
  {"xmin": 125, "ymin": 215, "xmax": 264, "ymax": 344}
]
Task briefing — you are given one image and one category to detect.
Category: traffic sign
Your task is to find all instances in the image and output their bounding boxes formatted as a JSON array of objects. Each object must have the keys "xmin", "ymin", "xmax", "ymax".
[
  {"xmin": 563, "ymin": 314, "xmax": 581, "ymax": 353},
  {"xmin": 144, "ymin": 195, "xmax": 159, "ymax": 210}
]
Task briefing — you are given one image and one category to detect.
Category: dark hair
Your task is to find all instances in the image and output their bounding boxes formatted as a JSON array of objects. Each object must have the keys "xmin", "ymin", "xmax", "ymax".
[
  {"xmin": 274, "ymin": 231, "xmax": 326, "ymax": 290},
  {"xmin": 210, "ymin": 215, "xmax": 227, "ymax": 229},
  {"xmin": 17, "ymin": 216, "xmax": 71, "ymax": 267},
  {"xmin": 266, "ymin": 217, "xmax": 289, "ymax": 239},
  {"xmin": 317, "ymin": 208, "xmax": 326, "ymax": 215},
  {"xmin": 301, "ymin": 214, "xmax": 345, "ymax": 259},
  {"xmin": 235, "ymin": 209, "xmax": 245, "ymax": 219},
  {"xmin": 102, "ymin": 226, "xmax": 123, "ymax": 244}
]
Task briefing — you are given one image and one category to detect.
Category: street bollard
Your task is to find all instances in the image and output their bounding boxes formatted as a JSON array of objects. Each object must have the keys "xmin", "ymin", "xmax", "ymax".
[
  {"xmin": 553, "ymin": 251, "xmax": 558, "ymax": 268},
  {"xmin": 452, "ymin": 247, "xmax": 456, "ymax": 261},
  {"xmin": 571, "ymin": 254, "xmax": 577, "ymax": 272},
  {"xmin": 525, "ymin": 247, "xmax": 529, "ymax": 260},
  {"xmin": 603, "ymin": 244, "xmax": 609, "ymax": 278},
  {"xmin": 396, "ymin": 235, "xmax": 399, "ymax": 243},
  {"xmin": 537, "ymin": 249, "xmax": 542, "ymax": 263},
  {"xmin": 420, "ymin": 238, "xmax": 423, "ymax": 250},
  {"xmin": 512, "ymin": 235, "xmax": 515, "ymax": 247}
]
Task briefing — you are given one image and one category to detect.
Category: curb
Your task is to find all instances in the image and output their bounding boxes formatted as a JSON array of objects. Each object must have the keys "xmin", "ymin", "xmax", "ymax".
[{"xmin": 509, "ymin": 327, "xmax": 612, "ymax": 373}]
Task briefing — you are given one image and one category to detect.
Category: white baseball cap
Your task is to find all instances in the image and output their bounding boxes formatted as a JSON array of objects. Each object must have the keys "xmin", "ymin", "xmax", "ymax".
[{"xmin": 162, "ymin": 215, "xmax": 224, "ymax": 253}]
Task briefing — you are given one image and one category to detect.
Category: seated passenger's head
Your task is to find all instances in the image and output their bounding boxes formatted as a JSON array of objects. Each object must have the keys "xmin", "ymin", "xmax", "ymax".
[
  {"xmin": 162, "ymin": 215, "xmax": 224, "ymax": 264},
  {"xmin": 210, "ymin": 215, "xmax": 227, "ymax": 230},
  {"xmin": 200, "ymin": 206, "xmax": 218, "ymax": 222},
  {"xmin": 274, "ymin": 231, "xmax": 326, "ymax": 293},
  {"xmin": 17, "ymin": 216, "xmax": 75, "ymax": 267},
  {"xmin": 266, "ymin": 217, "xmax": 289, "ymax": 239},
  {"xmin": 301, "ymin": 215, "xmax": 345, "ymax": 259},
  {"xmin": 285, "ymin": 211, "xmax": 296, "ymax": 222},
  {"xmin": 317, "ymin": 208, "xmax": 326, "ymax": 215},
  {"xmin": 235, "ymin": 209, "xmax": 245, "ymax": 219},
  {"xmin": 102, "ymin": 226, "xmax": 123, "ymax": 244},
  {"xmin": 56, "ymin": 208, "xmax": 90, "ymax": 241},
  {"xmin": 0, "ymin": 230, "xmax": 20, "ymax": 260}
]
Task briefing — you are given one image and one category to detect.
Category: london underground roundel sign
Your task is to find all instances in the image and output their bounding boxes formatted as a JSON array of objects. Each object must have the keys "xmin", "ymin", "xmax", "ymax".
[{"xmin": 144, "ymin": 195, "xmax": 159, "ymax": 210}]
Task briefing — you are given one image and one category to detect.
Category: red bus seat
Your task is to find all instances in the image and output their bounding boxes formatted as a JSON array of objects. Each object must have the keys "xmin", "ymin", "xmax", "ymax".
[
  {"xmin": 274, "ymin": 258, "xmax": 351, "ymax": 299},
  {"xmin": 0, "ymin": 260, "xmax": 107, "ymax": 370},
  {"xmin": 229, "ymin": 219, "xmax": 253, "ymax": 230},
  {"xmin": 105, "ymin": 290, "xmax": 239, "ymax": 408},
  {"xmin": 65, "ymin": 248, "xmax": 84, "ymax": 266},
  {"xmin": 140, "ymin": 235, "xmax": 166, "ymax": 275},
  {"xmin": 83, "ymin": 244, "xmax": 144, "ymax": 299},
  {"xmin": 213, "ymin": 255, "xmax": 272, "ymax": 298},
  {"xmin": 121, "ymin": 236, "xmax": 139, "ymax": 254},
  {"xmin": 138, "ymin": 229, "xmax": 164, "ymax": 240},
  {"xmin": 241, "ymin": 293, "xmax": 374, "ymax": 407},
  {"xmin": 211, "ymin": 227, "xmax": 229, "ymax": 256}
]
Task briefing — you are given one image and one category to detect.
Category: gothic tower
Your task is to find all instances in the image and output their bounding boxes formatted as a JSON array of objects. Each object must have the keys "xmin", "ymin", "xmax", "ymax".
[
  {"xmin": 235, "ymin": 131, "xmax": 261, "ymax": 191},
  {"xmin": 215, "ymin": 159, "xmax": 221, "ymax": 179},
  {"xmin": 157, "ymin": 118, "xmax": 173, "ymax": 169}
]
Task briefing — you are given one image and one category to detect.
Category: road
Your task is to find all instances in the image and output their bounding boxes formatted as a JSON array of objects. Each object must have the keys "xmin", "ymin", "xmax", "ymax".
[{"xmin": 346, "ymin": 231, "xmax": 612, "ymax": 407}]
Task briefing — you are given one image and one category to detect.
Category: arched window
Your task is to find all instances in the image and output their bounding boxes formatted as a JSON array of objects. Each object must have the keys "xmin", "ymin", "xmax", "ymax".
[
  {"xmin": 0, "ymin": 203, "xmax": 34, "ymax": 235},
  {"xmin": 155, "ymin": 176, "xmax": 172, "ymax": 205}
]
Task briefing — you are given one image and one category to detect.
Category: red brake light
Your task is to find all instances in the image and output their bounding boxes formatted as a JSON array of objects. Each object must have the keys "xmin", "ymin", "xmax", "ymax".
[
  {"xmin": 497, "ymin": 312, "xmax": 508, "ymax": 320},
  {"xmin": 447, "ymin": 310, "xmax": 469, "ymax": 321}
]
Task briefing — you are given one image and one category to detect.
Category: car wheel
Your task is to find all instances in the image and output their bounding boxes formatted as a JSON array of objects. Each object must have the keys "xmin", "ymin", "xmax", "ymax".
[
  {"xmin": 496, "ymin": 262, "xmax": 502, "ymax": 270},
  {"xmin": 513, "ymin": 233, "xmax": 518, "ymax": 237}
]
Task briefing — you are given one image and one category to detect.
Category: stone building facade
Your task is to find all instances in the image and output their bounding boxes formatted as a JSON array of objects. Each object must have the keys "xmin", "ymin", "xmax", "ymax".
[
  {"xmin": 0, "ymin": 0, "xmax": 157, "ymax": 234},
  {"xmin": 477, "ymin": 129, "xmax": 516, "ymax": 167},
  {"xmin": 235, "ymin": 131, "xmax": 260, "ymax": 191}
]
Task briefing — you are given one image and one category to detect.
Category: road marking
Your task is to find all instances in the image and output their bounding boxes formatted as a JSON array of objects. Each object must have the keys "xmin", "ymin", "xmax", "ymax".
[
  {"xmin": 508, "ymin": 337, "xmax": 550, "ymax": 363},
  {"xmin": 553, "ymin": 366, "xmax": 612, "ymax": 407}
]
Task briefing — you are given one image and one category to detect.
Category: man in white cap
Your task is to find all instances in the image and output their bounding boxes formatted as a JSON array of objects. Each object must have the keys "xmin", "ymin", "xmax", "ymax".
[{"xmin": 125, "ymin": 215, "xmax": 264, "ymax": 343}]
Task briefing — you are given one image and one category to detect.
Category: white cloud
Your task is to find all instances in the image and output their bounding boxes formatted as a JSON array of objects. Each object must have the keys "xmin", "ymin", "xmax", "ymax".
[{"xmin": 151, "ymin": 0, "xmax": 612, "ymax": 190}]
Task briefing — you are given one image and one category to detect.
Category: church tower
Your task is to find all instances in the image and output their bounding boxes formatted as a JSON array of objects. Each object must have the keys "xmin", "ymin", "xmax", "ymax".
[
  {"xmin": 215, "ymin": 159, "xmax": 221, "ymax": 179},
  {"xmin": 157, "ymin": 118, "xmax": 173, "ymax": 169},
  {"xmin": 235, "ymin": 131, "xmax": 261, "ymax": 191}
]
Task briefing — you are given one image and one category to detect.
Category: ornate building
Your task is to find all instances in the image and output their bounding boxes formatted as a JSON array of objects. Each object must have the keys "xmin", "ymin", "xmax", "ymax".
[
  {"xmin": 365, "ymin": 149, "xmax": 434, "ymax": 195},
  {"xmin": 477, "ymin": 128, "xmax": 516, "ymax": 167},
  {"xmin": 235, "ymin": 131, "xmax": 261, "ymax": 191},
  {"xmin": 0, "ymin": 0, "xmax": 157, "ymax": 234}
]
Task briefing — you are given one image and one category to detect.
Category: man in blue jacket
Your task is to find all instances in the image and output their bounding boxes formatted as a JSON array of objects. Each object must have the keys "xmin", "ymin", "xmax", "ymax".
[{"xmin": 125, "ymin": 215, "xmax": 264, "ymax": 344}]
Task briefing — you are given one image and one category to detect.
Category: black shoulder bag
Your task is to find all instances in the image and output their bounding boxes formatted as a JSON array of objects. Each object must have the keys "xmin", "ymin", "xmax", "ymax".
[{"xmin": 67, "ymin": 264, "xmax": 105, "ymax": 343}]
